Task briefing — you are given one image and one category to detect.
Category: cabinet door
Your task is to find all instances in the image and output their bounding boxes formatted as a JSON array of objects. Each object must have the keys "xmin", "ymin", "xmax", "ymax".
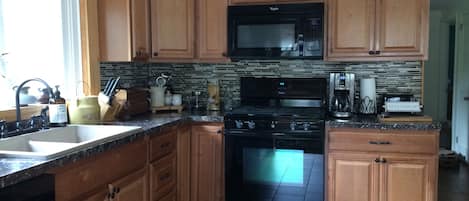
[
  {"xmin": 177, "ymin": 126, "xmax": 191, "ymax": 201},
  {"xmin": 79, "ymin": 189, "xmax": 108, "ymax": 201},
  {"xmin": 191, "ymin": 124, "xmax": 224, "ymax": 201},
  {"xmin": 98, "ymin": 0, "xmax": 132, "ymax": 61},
  {"xmin": 114, "ymin": 169, "xmax": 148, "ymax": 201},
  {"xmin": 197, "ymin": 0, "xmax": 227, "ymax": 60},
  {"xmin": 131, "ymin": 0, "xmax": 151, "ymax": 60},
  {"xmin": 376, "ymin": 0, "xmax": 428, "ymax": 58},
  {"xmin": 98, "ymin": 0, "xmax": 149, "ymax": 61},
  {"xmin": 328, "ymin": 152, "xmax": 380, "ymax": 201},
  {"xmin": 327, "ymin": 0, "xmax": 376, "ymax": 59},
  {"xmin": 380, "ymin": 155, "xmax": 436, "ymax": 201},
  {"xmin": 150, "ymin": 0, "xmax": 194, "ymax": 59},
  {"xmin": 150, "ymin": 153, "xmax": 177, "ymax": 201}
]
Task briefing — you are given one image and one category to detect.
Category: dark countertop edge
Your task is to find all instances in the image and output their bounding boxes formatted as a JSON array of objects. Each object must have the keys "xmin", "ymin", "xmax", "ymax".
[
  {"xmin": 0, "ymin": 115, "xmax": 223, "ymax": 189},
  {"xmin": 326, "ymin": 121, "xmax": 442, "ymax": 131},
  {"xmin": 0, "ymin": 113, "xmax": 440, "ymax": 188},
  {"xmin": 465, "ymin": 97, "xmax": 469, "ymax": 100}
]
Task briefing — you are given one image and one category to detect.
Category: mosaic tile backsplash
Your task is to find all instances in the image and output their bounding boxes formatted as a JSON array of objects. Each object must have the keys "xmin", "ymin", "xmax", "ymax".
[{"xmin": 100, "ymin": 60, "xmax": 422, "ymax": 109}]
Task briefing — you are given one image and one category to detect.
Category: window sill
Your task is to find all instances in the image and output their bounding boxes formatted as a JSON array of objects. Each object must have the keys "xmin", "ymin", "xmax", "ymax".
[{"xmin": 0, "ymin": 105, "xmax": 43, "ymax": 122}]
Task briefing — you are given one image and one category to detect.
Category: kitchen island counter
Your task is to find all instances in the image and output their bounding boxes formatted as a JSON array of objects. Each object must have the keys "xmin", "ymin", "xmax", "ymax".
[{"xmin": 0, "ymin": 111, "xmax": 223, "ymax": 189}]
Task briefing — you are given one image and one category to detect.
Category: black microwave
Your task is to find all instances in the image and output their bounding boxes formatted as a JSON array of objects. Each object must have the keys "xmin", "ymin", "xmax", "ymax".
[{"xmin": 228, "ymin": 3, "xmax": 324, "ymax": 60}]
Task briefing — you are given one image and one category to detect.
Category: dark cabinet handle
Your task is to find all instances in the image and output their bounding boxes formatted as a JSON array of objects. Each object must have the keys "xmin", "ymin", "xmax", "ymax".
[
  {"xmin": 375, "ymin": 51, "xmax": 381, "ymax": 55},
  {"xmin": 374, "ymin": 158, "xmax": 387, "ymax": 163},
  {"xmin": 160, "ymin": 142, "xmax": 171, "ymax": 148},
  {"xmin": 222, "ymin": 52, "xmax": 227, "ymax": 57},
  {"xmin": 217, "ymin": 130, "xmax": 222, "ymax": 134},
  {"xmin": 160, "ymin": 172, "xmax": 171, "ymax": 181},
  {"xmin": 153, "ymin": 52, "xmax": 158, "ymax": 57},
  {"xmin": 369, "ymin": 51, "xmax": 375, "ymax": 55},
  {"xmin": 369, "ymin": 141, "xmax": 392, "ymax": 145}
]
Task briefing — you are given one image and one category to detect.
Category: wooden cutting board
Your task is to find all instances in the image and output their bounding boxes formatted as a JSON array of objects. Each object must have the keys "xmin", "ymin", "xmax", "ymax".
[{"xmin": 379, "ymin": 115, "xmax": 433, "ymax": 123}]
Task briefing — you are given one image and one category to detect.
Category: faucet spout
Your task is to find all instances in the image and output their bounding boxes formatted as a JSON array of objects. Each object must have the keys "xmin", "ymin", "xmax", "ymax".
[{"xmin": 15, "ymin": 78, "xmax": 55, "ymax": 126}]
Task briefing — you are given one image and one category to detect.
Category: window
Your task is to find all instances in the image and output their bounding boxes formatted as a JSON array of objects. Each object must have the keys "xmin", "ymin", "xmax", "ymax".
[{"xmin": 0, "ymin": 0, "xmax": 82, "ymax": 109}]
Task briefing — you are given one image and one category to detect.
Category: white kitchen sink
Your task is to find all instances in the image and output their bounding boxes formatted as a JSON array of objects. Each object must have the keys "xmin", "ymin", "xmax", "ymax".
[{"xmin": 0, "ymin": 125, "xmax": 143, "ymax": 159}]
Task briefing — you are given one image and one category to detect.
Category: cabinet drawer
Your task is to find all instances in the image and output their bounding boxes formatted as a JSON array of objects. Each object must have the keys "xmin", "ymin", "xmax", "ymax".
[
  {"xmin": 150, "ymin": 127, "xmax": 177, "ymax": 162},
  {"xmin": 150, "ymin": 152, "xmax": 177, "ymax": 201},
  {"xmin": 157, "ymin": 189, "xmax": 176, "ymax": 201},
  {"xmin": 54, "ymin": 139, "xmax": 147, "ymax": 201},
  {"xmin": 328, "ymin": 130, "xmax": 438, "ymax": 154}
]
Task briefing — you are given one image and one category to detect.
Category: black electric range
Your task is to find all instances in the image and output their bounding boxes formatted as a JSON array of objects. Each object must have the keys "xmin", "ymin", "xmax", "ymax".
[{"xmin": 225, "ymin": 77, "xmax": 327, "ymax": 201}]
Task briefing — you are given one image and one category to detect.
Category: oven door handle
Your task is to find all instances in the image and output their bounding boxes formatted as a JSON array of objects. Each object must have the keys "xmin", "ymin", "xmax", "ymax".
[{"xmin": 272, "ymin": 133, "xmax": 285, "ymax": 136}]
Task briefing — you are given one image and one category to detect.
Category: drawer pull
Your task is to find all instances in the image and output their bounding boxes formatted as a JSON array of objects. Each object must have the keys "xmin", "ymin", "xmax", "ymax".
[
  {"xmin": 160, "ymin": 142, "xmax": 171, "ymax": 148},
  {"xmin": 160, "ymin": 172, "xmax": 171, "ymax": 181},
  {"xmin": 374, "ymin": 158, "xmax": 387, "ymax": 163},
  {"xmin": 369, "ymin": 141, "xmax": 392, "ymax": 145}
]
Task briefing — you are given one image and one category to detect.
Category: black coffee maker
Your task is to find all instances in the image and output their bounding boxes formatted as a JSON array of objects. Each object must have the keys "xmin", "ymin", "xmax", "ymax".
[{"xmin": 329, "ymin": 73, "xmax": 355, "ymax": 118}]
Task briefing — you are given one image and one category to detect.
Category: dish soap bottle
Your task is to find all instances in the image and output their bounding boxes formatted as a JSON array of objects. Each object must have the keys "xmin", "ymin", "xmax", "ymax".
[{"xmin": 49, "ymin": 85, "xmax": 68, "ymax": 127}]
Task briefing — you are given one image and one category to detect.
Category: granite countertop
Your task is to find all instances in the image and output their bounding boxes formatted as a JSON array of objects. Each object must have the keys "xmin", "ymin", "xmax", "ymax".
[
  {"xmin": 0, "ymin": 111, "xmax": 224, "ymax": 189},
  {"xmin": 326, "ymin": 115, "xmax": 441, "ymax": 130},
  {"xmin": 0, "ymin": 111, "xmax": 440, "ymax": 188}
]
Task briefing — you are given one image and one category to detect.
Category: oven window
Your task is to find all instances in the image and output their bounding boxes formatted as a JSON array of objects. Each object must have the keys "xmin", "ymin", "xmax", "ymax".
[
  {"xmin": 243, "ymin": 148, "xmax": 304, "ymax": 185},
  {"xmin": 237, "ymin": 24, "xmax": 296, "ymax": 49}
]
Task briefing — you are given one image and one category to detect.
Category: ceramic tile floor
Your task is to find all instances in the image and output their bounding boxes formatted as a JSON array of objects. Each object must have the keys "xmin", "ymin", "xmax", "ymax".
[{"xmin": 438, "ymin": 163, "xmax": 469, "ymax": 201}]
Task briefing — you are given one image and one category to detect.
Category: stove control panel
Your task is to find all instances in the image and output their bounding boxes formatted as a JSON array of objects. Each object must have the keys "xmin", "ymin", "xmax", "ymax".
[{"xmin": 247, "ymin": 121, "xmax": 256, "ymax": 129}]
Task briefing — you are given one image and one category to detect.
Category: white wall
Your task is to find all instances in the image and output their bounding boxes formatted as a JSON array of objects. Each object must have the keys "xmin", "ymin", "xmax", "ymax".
[
  {"xmin": 424, "ymin": 10, "xmax": 450, "ymax": 122},
  {"xmin": 452, "ymin": 12, "xmax": 469, "ymax": 160}
]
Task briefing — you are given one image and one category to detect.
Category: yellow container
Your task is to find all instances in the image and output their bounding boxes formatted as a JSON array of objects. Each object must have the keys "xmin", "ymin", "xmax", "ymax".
[{"xmin": 69, "ymin": 96, "xmax": 101, "ymax": 124}]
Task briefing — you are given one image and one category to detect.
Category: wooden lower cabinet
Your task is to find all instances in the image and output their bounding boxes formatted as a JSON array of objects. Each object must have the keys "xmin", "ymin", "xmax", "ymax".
[
  {"xmin": 328, "ymin": 152, "xmax": 379, "ymax": 201},
  {"xmin": 150, "ymin": 153, "xmax": 177, "ymax": 201},
  {"xmin": 54, "ymin": 123, "xmax": 225, "ymax": 201},
  {"xmin": 327, "ymin": 128, "xmax": 438, "ymax": 201},
  {"xmin": 380, "ymin": 155, "xmax": 436, "ymax": 201},
  {"xmin": 191, "ymin": 124, "xmax": 224, "ymax": 201},
  {"xmin": 80, "ymin": 169, "xmax": 148, "ymax": 201},
  {"xmin": 113, "ymin": 169, "xmax": 149, "ymax": 201},
  {"xmin": 177, "ymin": 126, "xmax": 191, "ymax": 201}
]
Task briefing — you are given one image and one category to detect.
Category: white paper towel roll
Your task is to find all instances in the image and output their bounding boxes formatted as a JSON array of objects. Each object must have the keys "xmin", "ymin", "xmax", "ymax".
[
  {"xmin": 360, "ymin": 78, "xmax": 376, "ymax": 100},
  {"xmin": 360, "ymin": 78, "xmax": 376, "ymax": 114}
]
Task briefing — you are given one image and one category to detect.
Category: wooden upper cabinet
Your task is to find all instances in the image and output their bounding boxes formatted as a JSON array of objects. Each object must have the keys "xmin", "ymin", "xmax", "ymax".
[
  {"xmin": 230, "ymin": 0, "xmax": 274, "ymax": 4},
  {"xmin": 197, "ymin": 0, "xmax": 228, "ymax": 60},
  {"xmin": 98, "ymin": 0, "xmax": 150, "ymax": 62},
  {"xmin": 380, "ymin": 155, "xmax": 436, "ymax": 201},
  {"xmin": 150, "ymin": 0, "xmax": 194, "ymax": 59},
  {"xmin": 326, "ymin": 0, "xmax": 429, "ymax": 61},
  {"xmin": 230, "ymin": 0, "xmax": 323, "ymax": 5},
  {"xmin": 377, "ymin": 0, "xmax": 429, "ymax": 58},
  {"xmin": 328, "ymin": 152, "xmax": 379, "ymax": 201},
  {"xmin": 327, "ymin": 0, "xmax": 375, "ymax": 58}
]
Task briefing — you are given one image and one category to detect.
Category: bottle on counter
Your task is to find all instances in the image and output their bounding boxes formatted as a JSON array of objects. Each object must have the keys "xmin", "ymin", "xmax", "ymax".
[{"xmin": 49, "ymin": 85, "xmax": 68, "ymax": 127}]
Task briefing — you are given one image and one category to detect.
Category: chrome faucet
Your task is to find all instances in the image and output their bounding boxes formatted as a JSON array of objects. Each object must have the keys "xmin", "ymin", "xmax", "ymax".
[{"xmin": 15, "ymin": 78, "xmax": 55, "ymax": 131}]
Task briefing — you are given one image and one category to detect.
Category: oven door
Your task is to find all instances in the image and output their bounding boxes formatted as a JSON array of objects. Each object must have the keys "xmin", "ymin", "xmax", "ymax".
[{"xmin": 225, "ymin": 133, "xmax": 324, "ymax": 201}]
